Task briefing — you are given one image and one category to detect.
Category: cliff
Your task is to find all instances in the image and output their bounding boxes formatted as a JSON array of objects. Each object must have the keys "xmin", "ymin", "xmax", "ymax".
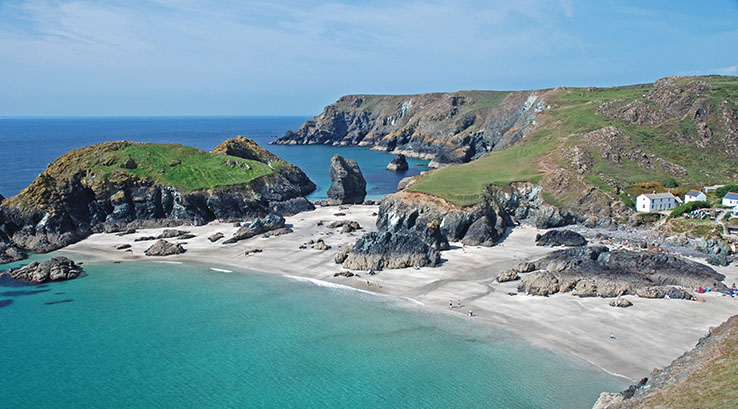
[
  {"xmin": 273, "ymin": 90, "xmax": 546, "ymax": 165},
  {"xmin": 595, "ymin": 314, "xmax": 738, "ymax": 408},
  {"xmin": 0, "ymin": 137, "xmax": 315, "ymax": 255}
]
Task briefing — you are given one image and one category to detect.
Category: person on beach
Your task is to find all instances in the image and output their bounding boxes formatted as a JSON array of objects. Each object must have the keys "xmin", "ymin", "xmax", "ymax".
[
  {"xmin": 462, "ymin": 241, "xmax": 466, "ymax": 253},
  {"xmin": 449, "ymin": 300, "xmax": 453, "ymax": 308},
  {"xmin": 468, "ymin": 310, "xmax": 473, "ymax": 317},
  {"xmin": 457, "ymin": 300, "xmax": 461, "ymax": 307}
]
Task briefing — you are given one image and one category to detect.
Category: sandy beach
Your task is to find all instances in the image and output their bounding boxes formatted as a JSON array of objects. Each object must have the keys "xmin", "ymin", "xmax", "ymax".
[{"xmin": 63, "ymin": 204, "xmax": 738, "ymax": 381}]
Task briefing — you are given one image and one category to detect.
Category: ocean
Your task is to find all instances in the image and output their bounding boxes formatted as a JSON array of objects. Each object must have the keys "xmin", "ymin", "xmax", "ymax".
[
  {"xmin": 0, "ymin": 117, "xmax": 627, "ymax": 408},
  {"xmin": 0, "ymin": 254, "xmax": 626, "ymax": 408},
  {"xmin": 0, "ymin": 116, "xmax": 429, "ymax": 200}
]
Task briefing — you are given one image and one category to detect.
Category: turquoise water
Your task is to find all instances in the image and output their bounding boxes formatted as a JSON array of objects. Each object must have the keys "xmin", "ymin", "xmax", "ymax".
[
  {"xmin": 0, "ymin": 117, "xmax": 429, "ymax": 200},
  {"xmin": 1, "ymin": 255, "xmax": 626, "ymax": 408}
]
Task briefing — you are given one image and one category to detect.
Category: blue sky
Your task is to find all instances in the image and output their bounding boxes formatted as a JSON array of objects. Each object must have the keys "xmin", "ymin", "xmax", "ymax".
[{"xmin": 1, "ymin": 0, "xmax": 737, "ymax": 116}]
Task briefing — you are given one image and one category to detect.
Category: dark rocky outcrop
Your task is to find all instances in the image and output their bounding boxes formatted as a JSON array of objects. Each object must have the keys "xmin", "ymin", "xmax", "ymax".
[
  {"xmin": 535, "ymin": 230, "xmax": 587, "ymax": 247},
  {"xmin": 377, "ymin": 191, "xmax": 507, "ymax": 247},
  {"xmin": 386, "ymin": 154, "xmax": 409, "ymax": 171},
  {"xmin": 0, "ymin": 137, "xmax": 315, "ymax": 256},
  {"xmin": 1, "ymin": 256, "xmax": 83, "ymax": 283},
  {"xmin": 208, "ymin": 232, "xmax": 224, "ymax": 242},
  {"xmin": 334, "ymin": 245, "xmax": 353, "ymax": 264},
  {"xmin": 116, "ymin": 244, "xmax": 131, "ymax": 250},
  {"xmin": 342, "ymin": 230, "xmax": 441, "ymax": 271},
  {"xmin": 327, "ymin": 220, "xmax": 361, "ymax": 233},
  {"xmin": 327, "ymin": 155, "xmax": 366, "ymax": 204},
  {"xmin": 222, "ymin": 214, "xmax": 285, "ymax": 244},
  {"xmin": 518, "ymin": 246, "xmax": 727, "ymax": 298},
  {"xmin": 144, "ymin": 240, "xmax": 186, "ymax": 256},
  {"xmin": 0, "ymin": 241, "xmax": 26, "ymax": 264}
]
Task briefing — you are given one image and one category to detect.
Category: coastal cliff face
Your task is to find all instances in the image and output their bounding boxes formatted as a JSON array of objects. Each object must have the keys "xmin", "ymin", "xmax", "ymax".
[
  {"xmin": 594, "ymin": 314, "xmax": 738, "ymax": 408},
  {"xmin": 0, "ymin": 137, "xmax": 316, "ymax": 255},
  {"xmin": 273, "ymin": 90, "xmax": 546, "ymax": 165}
]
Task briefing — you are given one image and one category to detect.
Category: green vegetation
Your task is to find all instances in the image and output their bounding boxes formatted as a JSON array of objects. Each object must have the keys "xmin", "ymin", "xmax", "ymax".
[
  {"xmin": 669, "ymin": 200, "xmax": 711, "ymax": 217},
  {"xmin": 407, "ymin": 132, "xmax": 553, "ymax": 206},
  {"xmin": 716, "ymin": 184, "xmax": 738, "ymax": 198},
  {"xmin": 660, "ymin": 218, "xmax": 722, "ymax": 239},
  {"xmin": 408, "ymin": 76, "xmax": 738, "ymax": 210}
]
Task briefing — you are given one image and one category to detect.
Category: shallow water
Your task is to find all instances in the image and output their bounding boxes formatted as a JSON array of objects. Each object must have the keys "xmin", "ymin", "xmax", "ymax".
[
  {"xmin": 0, "ymin": 116, "xmax": 429, "ymax": 199},
  {"xmin": 0, "ymin": 255, "xmax": 626, "ymax": 408}
]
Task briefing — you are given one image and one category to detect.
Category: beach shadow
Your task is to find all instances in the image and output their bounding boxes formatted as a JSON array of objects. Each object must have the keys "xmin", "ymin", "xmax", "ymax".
[
  {"xmin": 44, "ymin": 299, "xmax": 74, "ymax": 305},
  {"xmin": 0, "ymin": 299, "xmax": 12, "ymax": 308}
]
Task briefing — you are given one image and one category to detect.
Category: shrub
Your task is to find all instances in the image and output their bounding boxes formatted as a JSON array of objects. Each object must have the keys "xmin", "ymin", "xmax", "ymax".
[
  {"xmin": 670, "ymin": 200, "xmax": 711, "ymax": 217},
  {"xmin": 660, "ymin": 177, "xmax": 679, "ymax": 188},
  {"xmin": 716, "ymin": 184, "xmax": 738, "ymax": 198}
]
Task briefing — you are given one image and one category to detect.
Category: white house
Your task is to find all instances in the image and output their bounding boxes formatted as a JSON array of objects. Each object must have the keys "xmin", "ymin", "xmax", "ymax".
[
  {"xmin": 722, "ymin": 192, "xmax": 738, "ymax": 207},
  {"xmin": 636, "ymin": 192, "xmax": 678, "ymax": 212},
  {"xmin": 684, "ymin": 190, "xmax": 707, "ymax": 203}
]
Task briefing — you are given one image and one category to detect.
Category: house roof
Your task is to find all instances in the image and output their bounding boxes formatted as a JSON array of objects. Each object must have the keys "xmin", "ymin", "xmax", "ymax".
[
  {"xmin": 685, "ymin": 190, "xmax": 703, "ymax": 197},
  {"xmin": 641, "ymin": 192, "xmax": 676, "ymax": 200},
  {"xmin": 724, "ymin": 192, "xmax": 738, "ymax": 200}
]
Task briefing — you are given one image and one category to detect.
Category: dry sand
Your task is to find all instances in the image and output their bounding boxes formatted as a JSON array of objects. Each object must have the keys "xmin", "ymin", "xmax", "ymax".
[{"xmin": 63, "ymin": 204, "xmax": 738, "ymax": 381}]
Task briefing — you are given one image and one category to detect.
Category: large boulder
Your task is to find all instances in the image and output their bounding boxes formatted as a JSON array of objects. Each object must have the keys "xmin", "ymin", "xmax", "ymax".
[
  {"xmin": 223, "ymin": 213, "xmax": 285, "ymax": 244},
  {"xmin": 1, "ymin": 256, "xmax": 83, "ymax": 283},
  {"xmin": 386, "ymin": 154, "xmax": 409, "ymax": 171},
  {"xmin": 535, "ymin": 230, "xmax": 587, "ymax": 247},
  {"xmin": 342, "ymin": 231, "xmax": 441, "ymax": 271},
  {"xmin": 0, "ymin": 242, "xmax": 26, "ymax": 264},
  {"xmin": 144, "ymin": 240, "xmax": 186, "ymax": 256},
  {"xmin": 327, "ymin": 155, "xmax": 366, "ymax": 204}
]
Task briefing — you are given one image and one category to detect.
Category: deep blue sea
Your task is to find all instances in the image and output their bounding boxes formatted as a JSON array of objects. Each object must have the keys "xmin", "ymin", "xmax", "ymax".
[
  {"xmin": 0, "ymin": 117, "xmax": 627, "ymax": 408},
  {"xmin": 0, "ymin": 116, "xmax": 429, "ymax": 200}
]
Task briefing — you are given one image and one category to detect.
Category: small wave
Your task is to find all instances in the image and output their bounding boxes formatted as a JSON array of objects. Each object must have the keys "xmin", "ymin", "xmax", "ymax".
[
  {"xmin": 210, "ymin": 268, "xmax": 233, "ymax": 273},
  {"xmin": 154, "ymin": 261, "xmax": 183, "ymax": 265},
  {"xmin": 402, "ymin": 296, "xmax": 425, "ymax": 306},
  {"xmin": 284, "ymin": 275, "xmax": 379, "ymax": 296}
]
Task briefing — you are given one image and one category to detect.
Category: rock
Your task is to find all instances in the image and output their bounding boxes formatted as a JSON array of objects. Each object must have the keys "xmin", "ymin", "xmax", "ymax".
[
  {"xmin": 158, "ymin": 229, "xmax": 189, "ymax": 239},
  {"xmin": 328, "ymin": 220, "xmax": 361, "ymax": 233},
  {"xmin": 0, "ymin": 242, "xmax": 27, "ymax": 264},
  {"xmin": 386, "ymin": 154, "xmax": 409, "ymax": 171},
  {"xmin": 222, "ymin": 214, "xmax": 285, "ymax": 244},
  {"xmin": 116, "ymin": 244, "xmax": 132, "ymax": 250},
  {"xmin": 592, "ymin": 392, "xmax": 624, "ymax": 409},
  {"xmin": 120, "ymin": 158, "xmax": 137, "ymax": 169},
  {"xmin": 514, "ymin": 262, "xmax": 536, "ymax": 273},
  {"xmin": 177, "ymin": 234, "xmax": 196, "ymax": 240},
  {"xmin": 335, "ymin": 245, "xmax": 353, "ymax": 264},
  {"xmin": 312, "ymin": 239, "xmax": 331, "ymax": 251},
  {"xmin": 535, "ymin": 230, "xmax": 587, "ymax": 247},
  {"xmin": 707, "ymin": 253, "xmax": 729, "ymax": 267},
  {"xmin": 134, "ymin": 236, "xmax": 158, "ymax": 242},
  {"xmin": 244, "ymin": 248, "xmax": 262, "ymax": 255},
  {"xmin": 522, "ymin": 246, "xmax": 727, "ymax": 298},
  {"xmin": 342, "ymin": 231, "xmax": 441, "ymax": 271},
  {"xmin": 333, "ymin": 271, "xmax": 355, "ymax": 278},
  {"xmin": 327, "ymin": 155, "xmax": 367, "ymax": 204},
  {"xmin": 115, "ymin": 228, "xmax": 136, "ymax": 236},
  {"xmin": 497, "ymin": 270, "xmax": 520, "ymax": 282},
  {"xmin": 397, "ymin": 176, "xmax": 416, "ymax": 191},
  {"xmin": 208, "ymin": 232, "xmax": 224, "ymax": 242},
  {"xmin": 1, "ymin": 256, "xmax": 83, "ymax": 283},
  {"xmin": 609, "ymin": 298, "xmax": 633, "ymax": 308},
  {"xmin": 144, "ymin": 240, "xmax": 186, "ymax": 256}
]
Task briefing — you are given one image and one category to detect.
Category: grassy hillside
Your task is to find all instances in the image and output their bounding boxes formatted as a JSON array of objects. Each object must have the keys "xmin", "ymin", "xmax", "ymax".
[
  {"xmin": 7, "ymin": 141, "xmax": 276, "ymax": 210},
  {"xmin": 409, "ymin": 76, "xmax": 738, "ymax": 211}
]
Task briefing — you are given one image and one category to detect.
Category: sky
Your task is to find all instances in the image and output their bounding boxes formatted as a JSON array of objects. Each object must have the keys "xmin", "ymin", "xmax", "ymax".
[{"xmin": 1, "ymin": 0, "xmax": 737, "ymax": 116}]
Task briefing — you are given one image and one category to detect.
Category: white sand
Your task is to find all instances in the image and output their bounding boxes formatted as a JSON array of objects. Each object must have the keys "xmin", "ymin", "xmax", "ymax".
[{"xmin": 63, "ymin": 204, "xmax": 738, "ymax": 381}]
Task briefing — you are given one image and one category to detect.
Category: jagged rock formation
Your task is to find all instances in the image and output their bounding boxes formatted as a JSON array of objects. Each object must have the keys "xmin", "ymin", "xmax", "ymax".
[
  {"xmin": 518, "ymin": 246, "xmax": 727, "ymax": 298},
  {"xmin": 535, "ymin": 230, "xmax": 587, "ymax": 247},
  {"xmin": 327, "ymin": 155, "xmax": 367, "ymax": 204},
  {"xmin": 0, "ymin": 137, "xmax": 315, "ymax": 257},
  {"xmin": 273, "ymin": 91, "xmax": 546, "ymax": 166},
  {"xmin": 377, "ymin": 191, "xmax": 507, "ymax": 247},
  {"xmin": 594, "ymin": 314, "xmax": 738, "ymax": 408},
  {"xmin": 1, "ymin": 256, "xmax": 83, "ymax": 283},
  {"xmin": 342, "ymin": 230, "xmax": 441, "ymax": 270},
  {"xmin": 144, "ymin": 240, "xmax": 186, "ymax": 256},
  {"xmin": 222, "ymin": 214, "xmax": 285, "ymax": 244},
  {"xmin": 386, "ymin": 154, "xmax": 409, "ymax": 171}
]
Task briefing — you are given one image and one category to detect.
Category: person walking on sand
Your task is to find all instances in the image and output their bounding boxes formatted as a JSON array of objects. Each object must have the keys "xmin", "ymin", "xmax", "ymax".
[
  {"xmin": 457, "ymin": 300, "xmax": 461, "ymax": 307},
  {"xmin": 449, "ymin": 300, "xmax": 453, "ymax": 308},
  {"xmin": 462, "ymin": 241, "xmax": 466, "ymax": 253},
  {"xmin": 468, "ymin": 310, "xmax": 473, "ymax": 317}
]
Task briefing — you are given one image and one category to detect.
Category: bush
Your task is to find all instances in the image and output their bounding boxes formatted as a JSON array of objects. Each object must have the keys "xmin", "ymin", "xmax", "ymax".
[
  {"xmin": 660, "ymin": 177, "xmax": 679, "ymax": 188},
  {"xmin": 716, "ymin": 184, "xmax": 738, "ymax": 198},
  {"xmin": 670, "ymin": 200, "xmax": 711, "ymax": 217}
]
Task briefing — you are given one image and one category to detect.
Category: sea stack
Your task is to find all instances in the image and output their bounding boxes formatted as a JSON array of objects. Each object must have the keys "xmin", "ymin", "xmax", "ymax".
[
  {"xmin": 327, "ymin": 155, "xmax": 366, "ymax": 205},
  {"xmin": 386, "ymin": 154, "xmax": 409, "ymax": 171}
]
